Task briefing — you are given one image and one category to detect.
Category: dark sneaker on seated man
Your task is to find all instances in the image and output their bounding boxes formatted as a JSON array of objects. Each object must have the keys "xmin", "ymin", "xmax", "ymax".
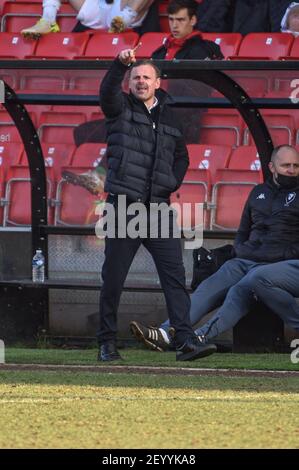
[
  {"xmin": 130, "ymin": 321, "xmax": 216, "ymax": 360},
  {"xmin": 98, "ymin": 341, "xmax": 123, "ymax": 362},
  {"xmin": 176, "ymin": 336, "xmax": 217, "ymax": 361}
]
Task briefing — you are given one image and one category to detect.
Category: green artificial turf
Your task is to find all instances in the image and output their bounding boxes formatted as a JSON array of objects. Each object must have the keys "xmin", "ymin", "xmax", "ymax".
[
  {"xmin": 4, "ymin": 347, "xmax": 299, "ymax": 371},
  {"xmin": 0, "ymin": 370, "xmax": 298, "ymax": 449}
]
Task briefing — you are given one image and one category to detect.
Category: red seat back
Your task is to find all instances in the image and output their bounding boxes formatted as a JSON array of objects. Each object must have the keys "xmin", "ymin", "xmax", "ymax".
[
  {"xmin": 136, "ymin": 33, "xmax": 168, "ymax": 58},
  {"xmin": 171, "ymin": 170, "xmax": 210, "ymax": 229},
  {"xmin": 31, "ymin": 32, "xmax": 89, "ymax": 59},
  {"xmin": 201, "ymin": 33, "xmax": 242, "ymax": 59},
  {"xmin": 236, "ymin": 33, "xmax": 294, "ymax": 60},
  {"xmin": 228, "ymin": 146, "xmax": 261, "ymax": 171},
  {"xmin": 211, "ymin": 168, "xmax": 262, "ymax": 230},
  {"xmin": 82, "ymin": 32, "xmax": 139, "ymax": 59},
  {"xmin": 0, "ymin": 32, "xmax": 37, "ymax": 58},
  {"xmin": 38, "ymin": 111, "xmax": 86, "ymax": 144},
  {"xmin": 187, "ymin": 144, "xmax": 232, "ymax": 182}
]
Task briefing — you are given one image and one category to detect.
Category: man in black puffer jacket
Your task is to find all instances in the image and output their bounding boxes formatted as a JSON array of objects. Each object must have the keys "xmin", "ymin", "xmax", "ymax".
[
  {"xmin": 97, "ymin": 46, "xmax": 217, "ymax": 362},
  {"xmin": 131, "ymin": 145, "xmax": 299, "ymax": 352}
]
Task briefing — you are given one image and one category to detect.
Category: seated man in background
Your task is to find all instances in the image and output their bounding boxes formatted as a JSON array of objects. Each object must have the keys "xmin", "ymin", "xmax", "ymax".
[
  {"xmin": 21, "ymin": 0, "xmax": 156, "ymax": 38},
  {"xmin": 152, "ymin": 0, "xmax": 223, "ymax": 60},
  {"xmin": 131, "ymin": 145, "xmax": 299, "ymax": 351},
  {"xmin": 152, "ymin": 0, "xmax": 223, "ymax": 144}
]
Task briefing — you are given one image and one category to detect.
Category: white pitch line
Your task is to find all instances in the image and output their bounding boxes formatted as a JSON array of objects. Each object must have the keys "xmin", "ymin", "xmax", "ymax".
[{"xmin": 0, "ymin": 396, "xmax": 297, "ymax": 404}]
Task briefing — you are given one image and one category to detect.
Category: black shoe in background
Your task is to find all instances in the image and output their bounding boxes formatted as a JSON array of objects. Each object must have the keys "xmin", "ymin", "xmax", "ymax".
[
  {"xmin": 98, "ymin": 342, "xmax": 123, "ymax": 362},
  {"xmin": 176, "ymin": 336, "xmax": 217, "ymax": 361}
]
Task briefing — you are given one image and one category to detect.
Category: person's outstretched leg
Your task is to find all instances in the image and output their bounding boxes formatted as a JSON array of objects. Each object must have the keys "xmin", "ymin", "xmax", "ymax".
[
  {"xmin": 162, "ymin": 258, "xmax": 258, "ymax": 333},
  {"xmin": 21, "ymin": 0, "xmax": 83, "ymax": 38},
  {"xmin": 131, "ymin": 258, "xmax": 258, "ymax": 350},
  {"xmin": 195, "ymin": 274, "xmax": 257, "ymax": 341},
  {"xmin": 194, "ymin": 261, "xmax": 295, "ymax": 341},
  {"xmin": 251, "ymin": 260, "xmax": 299, "ymax": 331}
]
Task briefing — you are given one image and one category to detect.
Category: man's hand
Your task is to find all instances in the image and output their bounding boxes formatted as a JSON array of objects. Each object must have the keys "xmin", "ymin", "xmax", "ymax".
[{"xmin": 118, "ymin": 43, "xmax": 142, "ymax": 66}]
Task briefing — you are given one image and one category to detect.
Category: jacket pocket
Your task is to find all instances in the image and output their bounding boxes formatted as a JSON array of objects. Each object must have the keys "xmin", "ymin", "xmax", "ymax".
[
  {"xmin": 163, "ymin": 124, "xmax": 181, "ymax": 138},
  {"xmin": 116, "ymin": 151, "xmax": 128, "ymax": 181}
]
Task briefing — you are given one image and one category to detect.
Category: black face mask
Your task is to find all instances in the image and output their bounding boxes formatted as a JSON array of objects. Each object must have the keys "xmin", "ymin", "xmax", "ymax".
[{"xmin": 276, "ymin": 173, "xmax": 299, "ymax": 189}]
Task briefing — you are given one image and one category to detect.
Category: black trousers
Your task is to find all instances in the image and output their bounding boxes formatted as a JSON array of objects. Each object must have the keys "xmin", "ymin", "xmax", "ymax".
[{"xmin": 97, "ymin": 203, "xmax": 194, "ymax": 347}]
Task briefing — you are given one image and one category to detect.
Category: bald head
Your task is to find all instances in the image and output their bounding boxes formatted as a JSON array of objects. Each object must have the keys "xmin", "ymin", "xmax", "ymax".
[
  {"xmin": 269, "ymin": 145, "xmax": 299, "ymax": 185},
  {"xmin": 270, "ymin": 145, "xmax": 299, "ymax": 164}
]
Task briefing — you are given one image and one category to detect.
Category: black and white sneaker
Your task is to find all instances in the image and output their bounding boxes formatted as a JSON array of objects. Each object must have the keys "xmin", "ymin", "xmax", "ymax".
[{"xmin": 130, "ymin": 321, "xmax": 170, "ymax": 352}]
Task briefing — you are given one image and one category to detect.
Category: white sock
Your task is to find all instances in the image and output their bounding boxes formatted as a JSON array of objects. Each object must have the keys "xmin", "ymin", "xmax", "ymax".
[
  {"xmin": 159, "ymin": 328, "xmax": 170, "ymax": 344},
  {"xmin": 42, "ymin": 0, "xmax": 61, "ymax": 23}
]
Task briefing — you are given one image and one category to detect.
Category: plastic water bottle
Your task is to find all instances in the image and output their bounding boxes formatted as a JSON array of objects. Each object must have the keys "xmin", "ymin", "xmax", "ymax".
[{"xmin": 32, "ymin": 249, "xmax": 45, "ymax": 283}]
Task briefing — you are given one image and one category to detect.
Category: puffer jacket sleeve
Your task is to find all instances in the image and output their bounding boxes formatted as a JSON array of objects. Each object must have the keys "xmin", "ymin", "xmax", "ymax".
[{"xmin": 99, "ymin": 58, "xmax": 129, "ymax": 118}]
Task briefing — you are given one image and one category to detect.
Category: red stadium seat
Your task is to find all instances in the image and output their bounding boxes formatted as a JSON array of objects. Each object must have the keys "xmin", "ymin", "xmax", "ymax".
[
  {"xmin": 53, "ymin": 143, "xmax": 107, "ymax": 225},
  {"xmin": 231, "ymin": 33, "xmax": 294, "ymax": 60},
  {"xmin": 1, "ymin": 1, "xmax": 43, "ymax": 32},
  {"xmin": 77, "ymin": 32, "xmax": 139, "ymax": 59},
  {"xmin": 0, "ymin": 122, "xmax": 22, "ymax": 142},
  {"xmin": 18, "ymin": 70, "xmax": 70, "ymax": 92},
  {"xmin": 280, "ymin": 36, "xmax": 299, "ymax": 59},
  {"xmin": 135, "ymin": 32, "xmax": 168, "ymax": 58},
  {"xmin": 26, "ymin": 32, "xmax": 89, "ymax": 59},
  {"xmin": 0, "ymin": 0, "xmax": 6, "ymax": 15},
  {"xmin": 210, "ymin": 168, "xmax": 263, "ymax": 230},
  {"xmin": 38, "ymin": 111, "xmax": 86, "ymax": 144},
  {"xmin": 200, "ymin": 112, "xmax": 244, "ymax": 147},
  {"xmin": 0, "ymin": 109, "xmax": 37, "ymax": 142},
  {"xmin": 0, "ymin": 142, "xmax": 24, "ymax": 172},
  {"xmin": 51, "ymin": 105, "xmax": 102, "ymax": 121},
  {"xmin": 69, "ymin": 70, "xmax": 105, "ymax": 94},
  {"xmin": 3, "ymin": 164, "xmax": 54, "ymax": 226},
  {"xmin": 36, "ymin": 143, "xmax": 76, "ymax": 181},
  {"xmin": 0, "ymin": 166, "xmax": 6, "ymax": 225},
  {"xmin": 71, "ymin": 142, "xmax": 107, "ymax": 167},
  {"xmin": 54, "ymin": 173, "xmax": 105, "ymax": 226},
  {"xmin": 201, "ymin": 33, "xmax": 242, "ymax": 59},
  {"xmin": 0, "ymin": 32, "xmax": 37, "ymax": 58},
  {"xmin": 187, "ymin": 144, "xmax": 232, "ymax": 182},
  {"xmin": 0, "ymin": 69, "xmax": 19, "ymax": 89},
  {"xmin": 25, "ymin": 104, "xmax": 52, "ymax": 123},
  {"xmin": 244, "ymin": 111, "xmax": 295, "ymax": 146},
  {"xmin": 228, "ymin": 146, "xmax": 261, "ymax": 171},
  {"xmin": 171, "ymin": 169, "xmax": 210, "ymax": 230}
]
